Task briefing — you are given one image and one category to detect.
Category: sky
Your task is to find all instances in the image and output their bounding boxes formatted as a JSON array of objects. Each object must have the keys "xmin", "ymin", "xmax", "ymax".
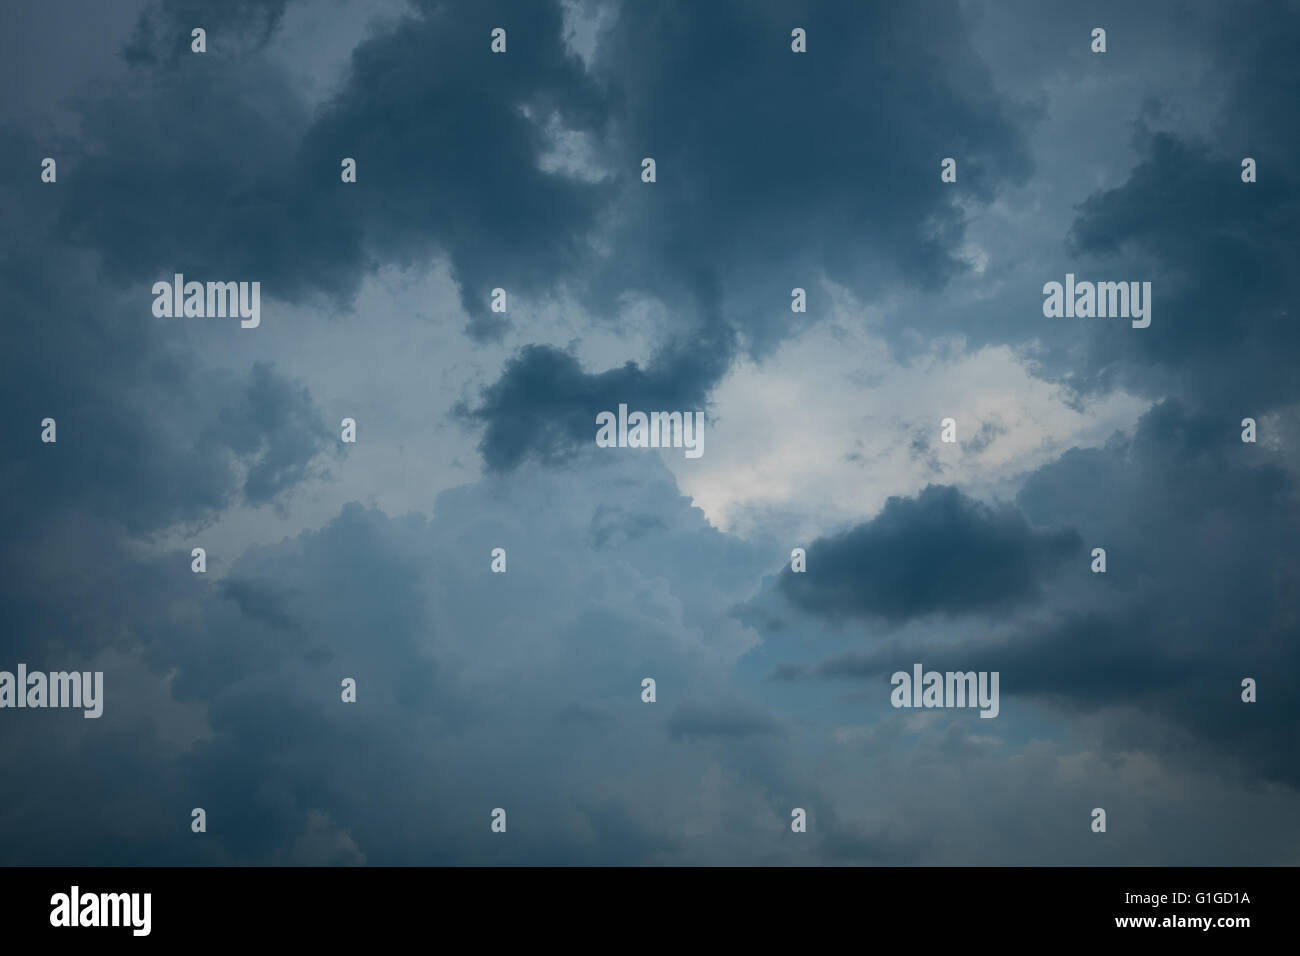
[{"xmin": 1, "ymin": 0, "xmax": 1297, "ymax": 865}]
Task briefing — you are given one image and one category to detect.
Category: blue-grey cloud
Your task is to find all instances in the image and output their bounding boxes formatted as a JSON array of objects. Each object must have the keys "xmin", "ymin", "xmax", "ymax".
[
  {"xmin": 3, "ymin": 0, "xmax": 1300, "ymax": 869},
  {"xmin": 666, "ymin": 699, "xmax": 781, "ymax": 740},
  {"xmin": 779, "ymin": 485, "xmax": 1081, "ymax": 624},
  {"xmin": 456, "ymin": 334, "xmax": 730, "ymax": 471},
  {"xmin": 772, "ymin": 401, "xmax": 1300, "ymax": 787},
  {"xmin": 460, "ymin": 0, "xmax": 1035, "ymax": 467}
]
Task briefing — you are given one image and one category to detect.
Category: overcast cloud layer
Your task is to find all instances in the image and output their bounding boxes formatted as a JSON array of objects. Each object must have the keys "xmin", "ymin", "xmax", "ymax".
[{"xmin": 1, "ymin": 0, "xmax": 1297, "ymax": 865}]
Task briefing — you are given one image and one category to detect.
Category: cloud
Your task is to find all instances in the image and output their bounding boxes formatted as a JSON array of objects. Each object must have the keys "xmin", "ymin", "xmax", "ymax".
[
  {"xmin": 778, "ymin": 485, "xmax": 1080, "ymax": 624},
  {"xmin": 218, "ymin": 577, "xmax": 302, "ymax": 634},
  {"xmin": 3, "ymin": 0, "xmax": 1299, "ymax": 868},
  {"xmin": 209, "ymin": 362, "xmax": 336, "ymax": 508},
  {"xmin": 455, "ymin": 336, "xmax": 728, "ymax": 471},
  {"xmin": 124, "ymin": 0, "xmax": 291, "ymax": 66},
  {"xmin": 301, "ymin": 0, "xmax": 616, "ymax": 341},
  {"xmin": 458, "ymin": 0, "xmax": 1036, "ymax": 468},
  {"xmin": 1065, "ymin": 128, "xmax": 1300, "ymax": 413},
  {"xmin": 666, "ymin": 699, "xmax": 781, "ymax": 740},
  {"xmin": 0, "ymin": 251, "xmax": 332, "ymax": 539},
  {"xmin": 45, "ymin": 0, "xmax": 612, "ymax": 342},
  {"xmin": 1013, "ymin": 400, "xmax": 1300, "ymax": 784},
  {"xmin": 770, "ymin": 401, "xmax": 1300, "ymax": 788}
]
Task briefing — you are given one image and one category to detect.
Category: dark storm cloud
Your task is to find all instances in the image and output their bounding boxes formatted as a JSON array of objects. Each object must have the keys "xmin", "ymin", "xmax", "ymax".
[
  {"xmin": 1065, "ymin": 128, "xmax": 1300, "ymax": 413},
  {"xmin": 1054, "ymin": 2, "xmax": 1300, "ymax": 414},
  {"xmin": 759, "ymin": 3, "xmax": 1300, "ymax": 790},
  {"xmin": 464, "ymin": 0, "xmax": 1035, "ymax": 468},
  {"xmin": 301, "ymin": 0, "xmax": 616, "ymax": 341},
  {"xmin": 455, "ymin": 330, "xmax": 731, "ymax": 471},
  {"xmin": 781, "ymin": 401, "xmax": 1300, "ymax": 786},
  {"xmin": 29, "ymin": 0, "xmax": 1040, "ymax": 476},
  {"xmin": 1, "ymin": 312, "xmax": 331, "ymax": 540},
  {"xmin": 48, "ymin": 0, "xmax": 611, "ymax": 336},
  {"xmin": 1014, "ymin": 399, "xmax": 1300, "ymax": 784},
  {"xmin": 56, "ymin": 56, "xmax": 362, "ymax": 305},
  {"xmin": 0, "ymin": 247, "xmax": 333, "ymax": 537},
  {"xmin": 807, "ymin": 606, "xmax": 1195, "ymax": 698},
  {"xmin": 0, "ymin": 501, "xmax": 444, "ymax": 866},
  {"xmin": 586, "ymin": 0, "xmax": 1034, "ymax": 322},
  {"xmin": 778, "ymin": 485, "xmax": 1081, "ymax": 623},
  {"xmin": 0, "ymin": 7, "xmax": 336, "ymax": 737}
]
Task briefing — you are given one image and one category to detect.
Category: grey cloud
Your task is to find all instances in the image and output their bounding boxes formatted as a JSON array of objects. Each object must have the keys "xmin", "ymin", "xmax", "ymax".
[
  {"xmin": 456, "ymin": 336, "xmax": 729, "ymax": 471},
  {"xmin": 666, "ymin": 699, "xmax": 781, "ymax": 740},
  {"xmin": 779, "ymin": 485, "xmax": 1081, "ymax": 624},
  {"xmin": 779, "ymin": 401, "xmax": 1300, "ymax": 788}
]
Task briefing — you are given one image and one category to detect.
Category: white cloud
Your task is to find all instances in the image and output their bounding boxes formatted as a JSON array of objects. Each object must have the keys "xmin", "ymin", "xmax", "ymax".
[{"xmin": 668, "ymin": 286, "xmax": 1149, "ymax": 540}]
